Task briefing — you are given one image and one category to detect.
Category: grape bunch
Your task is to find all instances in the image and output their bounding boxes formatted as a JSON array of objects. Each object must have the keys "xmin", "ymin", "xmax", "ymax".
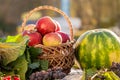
[
  {"xmin": 110, "ymin": 62, "xmax": 120, "ymax": 77},
  {"xmin": 29, "ymin": 67, "xmax": 67, "ymax": 80}
]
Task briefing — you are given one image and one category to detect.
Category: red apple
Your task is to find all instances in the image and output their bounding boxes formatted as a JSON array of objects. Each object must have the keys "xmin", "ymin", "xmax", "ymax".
[
  {"xmin": 13, "ymin": 75, "xmax": 20, "ymax": 80},
  {"xmin": 1, "ymin": 76, "xmax": 11, "ymax": 80},
  {"xmin": 22, "ymin": 30, "xmax": 42, "ymax": 46},
  {"xmin": 43, "ymin": 32, "xmax": 62, "ymax": 46},
  {"xmin": 36, "ymin": 16, "xmax": 56, "ymax": 35},
  {"xmin": 56, "ymin": 31, "xmax": 70, "ymax": 43},
  {"xmin": 54, "ymin": 20, "xmax": 61, "ymax": 31}
]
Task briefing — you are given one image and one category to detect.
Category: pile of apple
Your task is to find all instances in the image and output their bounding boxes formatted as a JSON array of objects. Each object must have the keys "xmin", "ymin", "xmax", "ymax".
[
  {"xmin": 1, "ymin": 75, "xmax": 20, "ymax": 80},
  {"xmin": 22, "ymin": 16, "xmax": 70, "ymax": 47}
]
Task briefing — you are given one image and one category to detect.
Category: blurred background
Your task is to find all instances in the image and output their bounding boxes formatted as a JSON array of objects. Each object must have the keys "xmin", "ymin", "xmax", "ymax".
[{"xmin": 0, "ymin": 0, "xmax": 120, "ymax": 38}]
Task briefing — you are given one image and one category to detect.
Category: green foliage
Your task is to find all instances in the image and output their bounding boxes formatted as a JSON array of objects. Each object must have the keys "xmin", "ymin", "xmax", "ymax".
[
  {"xmin": 25, "ymin": 48, "xmax": 31, "ymax": 64},
  {"xmin": 2, "ymin": 55, "xmax": 28, "ymax": 80},
  {"xmin": 0, "ymin": 72, "xmax": 4, "ymax": 77},
  {"xmin": 28, "ymin": 47, "xmax": 48, "ymax": 70},
  {"xmin": 29, "ymin": 60, "xmax": 48, "ymax": 70},
  {"xmin": 28, "ymin": 47, "xmax": 42, "ymax": 61},
  {"xmin": 0, "ymin": 38, "xmax": 6, "ymax": 42},
  {"xmin": 0, "ymin": 34, "xmax": 28, "ymax": 65},
  {"xmin": 5, "ymin": 34, "xmax": 29, "ymax": 45},
  {"xmin": 0, "ymin": 34, "xmax": 49, "ymax": 80},
  {"xmin": 29, "ymin": 62, "xmax": 40, "ymax": 69},
  {"xmin": 25, "ymin": 47, "xmax": 49, "ymax": 79},
  {"xmin": 81, "ymin": 68, "xmax": 97, "ymax": 80},
  {"xmin": 82, "ymin": 68, "xmax": 120, "ymax": 80},
  {"xmin": 39, "ymin": 60, "xmax": 49, "ymax": 70},
  {"xmin": 12, "ymin": 55, "xmax": 28, "ymax": 79}
]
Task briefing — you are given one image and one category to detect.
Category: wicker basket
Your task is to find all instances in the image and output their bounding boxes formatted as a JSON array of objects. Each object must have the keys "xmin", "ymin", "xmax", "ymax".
[{"xmin": 21, "ymin": 5, "xmax": 75, "ymax": 73}]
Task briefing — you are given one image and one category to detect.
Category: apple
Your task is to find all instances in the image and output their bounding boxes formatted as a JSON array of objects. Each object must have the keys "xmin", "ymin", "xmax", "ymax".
[
  {"xmin": 56, "ymin": 31, "xmax": 70, "ymax": 43},
  {"xmin": 1, "ymin": 76, "xmax": 11, "ymax": 80},
  {"xmin": 13, "ymin": 75, "xmax": 20, "ymax": 80},
  {"xmin": 22, "ymin": 30, "xmax": 42, "ymax": 46},
  {"xmin": 36, "ymin": 16, "xmax": 56, "ymax": 35},
  {"xmin": 24, "ymin": 24, "xmax": 36, "ymax": 32},
  {"xmin": 43, "ymin": 32, "xmax": 62, "ymax": 46},
  {"xmin": 54, "ymin": 20, "xmax": 61, "ymax": 31}
]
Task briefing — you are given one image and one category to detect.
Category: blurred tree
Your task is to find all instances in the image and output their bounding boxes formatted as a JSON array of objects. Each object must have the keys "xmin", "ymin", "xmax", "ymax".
[
  {"xmin": 0, "ymin": 0, "xmax": 120, "ymax": 35},
  {"xmin": 0, "ymin": 0, "xmax": 60, "ymax": 35},
  {"xmin": 70, "ymin": 0, "xmax": 120, "ymax": 29},
  {"xmin": 0, "ymin": 0, "xmax": 61, "ymax": 24}
]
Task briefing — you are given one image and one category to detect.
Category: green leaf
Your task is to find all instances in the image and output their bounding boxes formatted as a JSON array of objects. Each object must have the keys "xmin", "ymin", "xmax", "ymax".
[
  {"xmin": 25, "ymin": 48, "xmax": 31, "ymax": 64},
  {"xmin": 0, "ymin": 72, "xmax": 4, "ymax": 77},
  {"xmin": 104, "ymin": 71, "xmax": 120, "ymax": 80},
  {"xmin": 109, "ymin": 71, "xmax": 120, "ymax": 79},
  {"xmin": 13, "ymin": 55, "xmax": 28, "ymax": 80},
  {"xmin": 29, "ymin": 47, "xmax": 42, "ymax": 60},
  {"xmin": 86, "ymin": 68, "xmax": 97, "ymax": 78},
  {"xmin": 0, "ymin": 36, "xmax": 28, "ymax": 65},
  {"xmin": 6, "ymin": 34, "xmax": 29, "ymax": 45},
  {"xmin": 6, "ymin": 34, "xmax": 23, "ymax": 43},
  {"xmin": 4, "ymin": 54, "xmax": 28, "ymax": 80},
  {"xmin": 39, "ymin": 60, "xmax": 49, "ymax": 70},
  {"xmin": 29, "ymin": 62, "xmax": 40, "ymax": 69},
  {"xmin": 28, "ymin": 60, "xmax": 48, "ymax": 70},
  {"xmin": 0, "ymin": 38, "xmax": 6, "ymax": 42},
  {"xmin": 104, "ymin": 72, "xmax": 113, "ymax": 80},
  {"xmin": 82, "ymin": 68, "xmax": 97, "ymax": 80}
]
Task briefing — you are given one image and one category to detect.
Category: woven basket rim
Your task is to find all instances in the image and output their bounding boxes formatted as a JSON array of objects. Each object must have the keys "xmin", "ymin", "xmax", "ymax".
[
  {"xmin": 34, "ymin": 40, "xmax": 75, "ymax": 48},
  {"xmin": 21, "ymin": 5, "xmax": 74, "ymax": 40}
]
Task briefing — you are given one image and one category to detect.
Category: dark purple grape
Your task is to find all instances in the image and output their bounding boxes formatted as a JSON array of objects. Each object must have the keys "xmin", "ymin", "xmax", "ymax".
[
  {"xmin": 110, "ymin": 62, "xmax": 120, "ymax": 77},
  {"xmin": 59, "ymin": 72, "xmax": 67, "ymax": 79},
  {"xmin": 52, "ymin": 72, "xmax": 59, "ymax": 79},
  {"xmin": 29, "ymin": 67, "xmax": 67, "ymax": 80}
]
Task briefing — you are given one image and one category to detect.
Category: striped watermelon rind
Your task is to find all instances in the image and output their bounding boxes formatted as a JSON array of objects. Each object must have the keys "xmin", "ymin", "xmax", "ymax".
[{"xmin": 74, "ymin": 29, "xmax": 120, "ymax": 69}]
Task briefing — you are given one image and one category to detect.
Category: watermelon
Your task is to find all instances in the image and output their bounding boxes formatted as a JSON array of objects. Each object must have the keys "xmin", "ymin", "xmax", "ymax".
[{"xmin": 74, "ymin": 29, "xmax": 120, "ymax": 69}]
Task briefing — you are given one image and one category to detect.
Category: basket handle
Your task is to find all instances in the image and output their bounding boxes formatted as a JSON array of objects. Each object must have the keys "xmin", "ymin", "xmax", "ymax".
[{"xmin": 21, "ymin": 5, "xmax": 73, "ymax": 40}]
